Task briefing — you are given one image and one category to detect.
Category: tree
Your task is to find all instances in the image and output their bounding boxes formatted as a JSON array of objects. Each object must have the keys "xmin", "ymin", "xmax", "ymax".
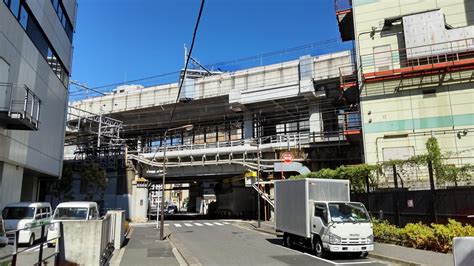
[
  {"xmin": 79, "ymin": 163, "xmax": 107, "ymax": 201},
  {"xmin": 53, "ymin": 163, "xmax": 75, "ymax": 201},
  {"xmin": 290, "ymin": 164, "xmax": 379, "ymax": 192}
]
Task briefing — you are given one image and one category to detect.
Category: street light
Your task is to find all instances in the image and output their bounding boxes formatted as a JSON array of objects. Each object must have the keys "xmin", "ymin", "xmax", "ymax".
[{"xmin": 159, "ymin": 124, "xmax": 193, "ymax": 240}]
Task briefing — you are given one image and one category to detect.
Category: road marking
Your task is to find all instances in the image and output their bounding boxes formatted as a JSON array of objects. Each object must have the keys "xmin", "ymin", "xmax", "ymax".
[
  {"xmin": 174, "ymin": 223, "xmax": 182, "ymax": 227},
  {"xmin": 204, "ymin": 222, "xmax": 214, "ymax": 226},
  {"xmin": 164, "ymin": 224, "xmax": 169, "ymax": 226},
  {"xmin": 184, "ymin": 223, "xmax": 193, "ymax": 227},
  {"xmin": 194, "ymin": 223, "xmax": 204, "ymax": 226},
  {"xmin": 222, "ymin": 222, "xmax": 230, "ymax": 225},
  {"xmin": 213, "ymin": 222, "xmax": 224, "ymax": 226}
]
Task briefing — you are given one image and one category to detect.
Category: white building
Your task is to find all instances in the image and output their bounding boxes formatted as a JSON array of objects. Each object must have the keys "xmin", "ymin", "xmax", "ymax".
[{"xmin": 0, "ymin": 0, "xmax": 77, "ymax": 208}]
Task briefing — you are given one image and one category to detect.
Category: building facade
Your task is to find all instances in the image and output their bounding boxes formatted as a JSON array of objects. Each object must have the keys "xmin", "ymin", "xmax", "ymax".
[
  {"xmin": 336, "ymin": 0, "xmax": 474, "ymax": 186},
  {"xmin": 0, "ymin": 0, "xmax": 77, "ymax": 208}
]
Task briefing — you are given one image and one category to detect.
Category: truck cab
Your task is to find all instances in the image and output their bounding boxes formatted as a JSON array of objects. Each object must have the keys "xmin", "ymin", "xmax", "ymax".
[{"xmin": 311, "ymin": 201, "xmax": 373, "ymax": 256}]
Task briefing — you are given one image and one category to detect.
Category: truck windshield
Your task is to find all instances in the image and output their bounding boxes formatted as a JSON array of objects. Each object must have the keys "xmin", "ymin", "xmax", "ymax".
[
  {"xmin": 328, "ymin": 202, "xmax": 370, "ymax": 223},
  {"xmin": 53, "ymin": 207, "xmax": 88, "ymax": 220},
  {"xmin": 2, "ymin": 207, "xmax": 35, "ymax": 219}
]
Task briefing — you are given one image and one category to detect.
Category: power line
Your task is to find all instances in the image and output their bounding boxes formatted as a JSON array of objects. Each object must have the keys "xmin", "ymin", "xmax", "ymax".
[{"xmin": 168, "ymin": 0, "xmax": 206, "ymax": 128}]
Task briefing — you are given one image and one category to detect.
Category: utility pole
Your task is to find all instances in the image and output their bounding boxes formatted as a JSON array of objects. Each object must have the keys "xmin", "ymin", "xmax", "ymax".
[{"xmin": 257, "ymin": 137, "xmax": 261, "ymax": 228}]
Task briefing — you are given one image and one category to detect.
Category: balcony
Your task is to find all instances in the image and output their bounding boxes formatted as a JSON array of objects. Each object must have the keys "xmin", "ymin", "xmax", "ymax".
[
  {"xmin": 0, "ymin": 83, "xmax": 41, "ymax": 130},
  {"xmin": 360, "ymin": 38, "xmax": 474, "ymax": 86},
  {"xmin": 335, "ymin": 0, "xmax": 354, "ymax": 41}
]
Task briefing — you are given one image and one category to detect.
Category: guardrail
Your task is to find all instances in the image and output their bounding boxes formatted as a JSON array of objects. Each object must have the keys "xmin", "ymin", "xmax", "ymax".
[
  {"xmin": 141, "ymin": 127, "xmax": 361, "ymax": 156},
  {"xmin": 360, "ymin": 37, "xmax": 474, "ymax": 82},
  {"xmin": 0, "ymin": 222, "xmax": 62, "ymax": 266}
]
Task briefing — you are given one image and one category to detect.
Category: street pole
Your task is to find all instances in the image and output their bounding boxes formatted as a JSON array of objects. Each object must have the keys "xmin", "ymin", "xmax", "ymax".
[
  {"xmin": 257, "ymin": 138, "xmax": 261, "ymax": 228},
  {"xmin": 160, "ymin": 130, "xmax": 168, "ymax": 241}
]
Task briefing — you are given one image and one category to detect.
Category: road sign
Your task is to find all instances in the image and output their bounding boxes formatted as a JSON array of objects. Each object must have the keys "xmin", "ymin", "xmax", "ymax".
[{"xmin": 282, "ymin": 152, "xmax": 293, "ymax": 164}]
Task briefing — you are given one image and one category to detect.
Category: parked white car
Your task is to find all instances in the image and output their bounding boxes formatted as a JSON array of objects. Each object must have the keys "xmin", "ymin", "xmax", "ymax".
[
  {"xmin": 1, "ymin": 202, "xmax": 52, "ymax": 246},
  {"xmin": 47, "ymin": 202, "xmax": 100, "ymax": 246}
]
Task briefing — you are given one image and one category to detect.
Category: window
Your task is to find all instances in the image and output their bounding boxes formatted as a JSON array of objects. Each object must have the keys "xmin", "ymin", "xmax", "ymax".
[
  {"xmin": 2, "ymin": 207, "xmax": 35, "ymax": 219},
  {"xmin": 6, "ymin": 1, "xmax": 71, "ymax": 87},
  {"xmin": 50, "ymin": 0, "xmax": 74, "ymax": 42},
  {"xmin": 18, "ymin": 4, "xmax": 28, "ymax": 29},
  {"xmin": 8, "ymin": 0, "xmax": 20, "ymax": 17},
  {"xmin": 53, "ymin": 207, "xmax": 88, "ymax": 220},
  {"xmin": 314, "ymin": 203, "xmax": 328, "ymax": 225}
]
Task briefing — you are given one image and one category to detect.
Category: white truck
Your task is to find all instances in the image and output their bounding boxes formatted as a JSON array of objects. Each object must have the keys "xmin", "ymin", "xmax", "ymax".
[{"xmin": 275, "ymin": 178, "xmax": 373, "ymax": 258}]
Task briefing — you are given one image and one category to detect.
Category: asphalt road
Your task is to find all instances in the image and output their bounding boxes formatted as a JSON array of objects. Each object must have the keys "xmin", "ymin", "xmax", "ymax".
[{"xmin": 166, "ymin": 220, "xmax": 390, "ymax": 266}]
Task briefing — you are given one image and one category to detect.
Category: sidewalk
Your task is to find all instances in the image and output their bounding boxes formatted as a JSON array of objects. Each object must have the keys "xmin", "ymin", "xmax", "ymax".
[
  {"xmin": 111, "ymin": 225, "xmax": 182, "ymax": 266},
  {"xmin": 242, "ymin": 220, "xmax": 454, "ymax": 266}
]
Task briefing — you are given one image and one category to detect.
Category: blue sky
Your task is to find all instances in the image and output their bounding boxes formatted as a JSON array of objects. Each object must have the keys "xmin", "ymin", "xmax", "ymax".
[{"xmin": 71, "ymin": 0, "xmax": 350, "ymax": 95}]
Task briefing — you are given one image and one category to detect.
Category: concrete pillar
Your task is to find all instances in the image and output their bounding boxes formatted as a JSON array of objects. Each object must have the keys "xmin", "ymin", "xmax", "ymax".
[
  {"xmin": 0, "ymin": 162, "xmax": 24, "ymax": 209},
  {"xmin": 130, "ymin": 179, "xmax": 148, "ymax": 222},
  {"xmin": 20, "ymin": 175, "xmax": 38, "ymax": 202},
  {"xmin": 243, "ymin": 113, "xmax": 253, "ymax": 140},
  {"xmin": 309, "ymin": 104, "xmax": 323, "ymax": 141}
]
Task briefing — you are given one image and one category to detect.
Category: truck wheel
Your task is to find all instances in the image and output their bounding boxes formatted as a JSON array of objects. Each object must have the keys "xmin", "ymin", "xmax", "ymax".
[
  {"xmin": 313, "ymin": 238, "xmax": 325, "ymax": 258},
  {"xmin": 283, "ymin": 233, "xmax": 292, "ymax": 248}
]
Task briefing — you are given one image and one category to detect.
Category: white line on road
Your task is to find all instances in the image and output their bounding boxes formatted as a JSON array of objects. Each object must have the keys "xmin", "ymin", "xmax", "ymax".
[
  {"xmin": 184, "ymin": 223, "xmax": 193, "ymax": 227},
  {"xmin": 204, "ymin": 222, "xmax": 214, "ymax": 226},
  {"xmin": 213, "ymin": 222, "xmax": 224, "ymax": 226},
  {"xmin": 174, "ymin": 223, "xmax": 182, "ymax": 227},
  {"xmin": 165, "ymin": 224, "xmax": 169, "ymax": 226},
  {"xmin": 222, "ymin": 222, "xmax": 230, "ymax": 225},
  {"xmin": 194, "ymin": 223, "xmax": 204, "ymax": 226}
]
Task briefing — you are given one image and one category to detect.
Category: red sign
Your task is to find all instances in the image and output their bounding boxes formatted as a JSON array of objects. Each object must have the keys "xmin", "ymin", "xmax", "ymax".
[{"xmin": 282, "ymin": 152, "xmax": 293, "ymax": 164}]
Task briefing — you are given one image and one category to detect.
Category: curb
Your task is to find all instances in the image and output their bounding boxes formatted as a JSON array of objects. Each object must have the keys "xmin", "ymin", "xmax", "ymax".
[
  {"xmin": 368, "ymin": 253, "xmax": 422, "ymax": 266},
  {"xmin": 242, "ymin": 223, "xmax": 422, "ymax": 266},
  {"xmin": 167, "ymin": 231, "xmax": 201, "ymax": 266},
  {"xmin": 168, "ymin": 240, "xmax": 188, "ymax": 266}
]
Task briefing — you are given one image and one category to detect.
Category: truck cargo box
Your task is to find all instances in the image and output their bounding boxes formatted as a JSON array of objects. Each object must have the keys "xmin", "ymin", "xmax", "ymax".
[{"xmin": 274, "ymin": 178, "xmax": 350, "ymax": 238}]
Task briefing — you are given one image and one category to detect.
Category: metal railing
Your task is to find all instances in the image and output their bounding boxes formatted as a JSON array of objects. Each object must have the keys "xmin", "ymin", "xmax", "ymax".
[
  {"xmin": 0, "ymin": 222, "xmax": 62, "ymax": 266},
  {"xmin": 0, "ymin": 83, "xmax": 41, "ymax": 130},
  {"xmin": 360, "ymin": 38, "xmax": 474, "ymax": 80},
  {"xmin": 141, "ymin": 126, "xmax": 361, "ymax": 156}
]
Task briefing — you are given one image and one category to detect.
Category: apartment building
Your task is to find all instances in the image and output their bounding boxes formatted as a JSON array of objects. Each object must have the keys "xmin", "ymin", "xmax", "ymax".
[
  {"xmin": 336, "ymin": 0, "xmax": 474, "ymax": 185},
  {"xmin": 0, "ymin": 0, "xmax": 77, "ymax": 208}
]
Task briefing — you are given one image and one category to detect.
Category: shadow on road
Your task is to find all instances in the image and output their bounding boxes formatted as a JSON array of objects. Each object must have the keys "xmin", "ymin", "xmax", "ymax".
[{"xmin": 264, "ymin": 238, "xmax": 373, "ymax": 262}]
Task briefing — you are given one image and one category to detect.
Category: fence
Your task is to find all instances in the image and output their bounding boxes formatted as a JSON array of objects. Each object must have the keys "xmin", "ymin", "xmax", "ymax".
[{"xmin": 0, "ymin": 222, "xmax": 62, "ymax": 266}]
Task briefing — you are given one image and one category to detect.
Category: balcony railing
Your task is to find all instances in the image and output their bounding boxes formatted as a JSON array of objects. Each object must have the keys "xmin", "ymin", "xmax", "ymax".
[
  {"xmin": 360, "ymin": 38, "xmax": 474, "ymax": 83},
  {"xmin": 0, "ymin": 83, "xmax": 41, "ymax": 130}
]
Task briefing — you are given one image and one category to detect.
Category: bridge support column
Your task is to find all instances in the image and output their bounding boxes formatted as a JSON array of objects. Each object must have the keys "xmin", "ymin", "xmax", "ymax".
[
  {"xmin": 309, "ymin": 104, "xmax": 322, "ymax": 141},
  {"xmin": 130, "ymin": 178, "xmax": 149, "ymax": 222}
]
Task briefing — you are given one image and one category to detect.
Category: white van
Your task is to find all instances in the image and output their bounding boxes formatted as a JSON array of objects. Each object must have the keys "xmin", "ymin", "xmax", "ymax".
[
  {"xmin": 1, "ymin": 202, "xmax": 52, "ymax": 246},
  {"xmin": 47, "ymin": 202, "xmax": 100, "ymax": 246}
]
